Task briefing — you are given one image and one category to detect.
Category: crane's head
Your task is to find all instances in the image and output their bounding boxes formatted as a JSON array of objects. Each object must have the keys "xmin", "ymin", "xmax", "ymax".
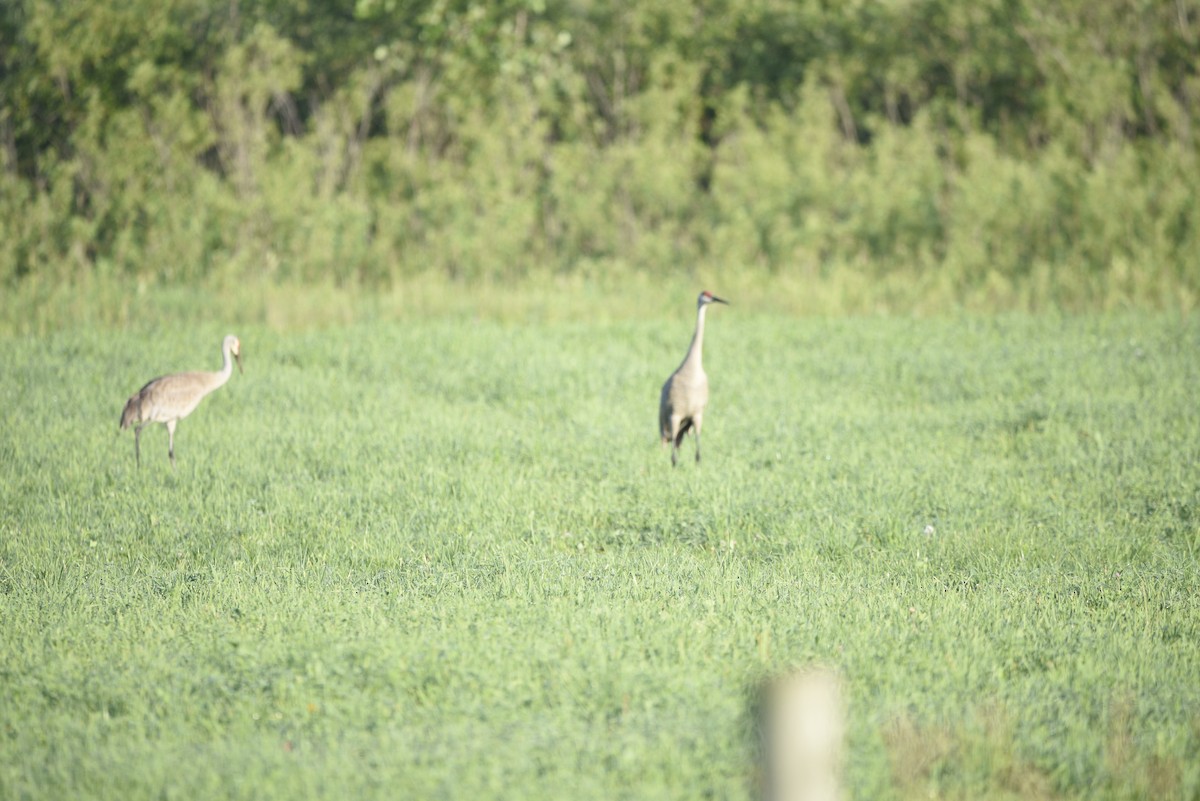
[
  {"xmin": 224, "ymin": 334, "xmax": 243, "ymax": 374},
  {"xmin": 698, "ymin": 290, "xmax": 729, "ymax": 308}
]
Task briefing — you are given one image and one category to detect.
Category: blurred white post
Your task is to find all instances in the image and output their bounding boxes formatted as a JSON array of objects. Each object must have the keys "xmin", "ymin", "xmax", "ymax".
[{"xmin": 760, "ymin": 668, "xmax": 845, "ymax": 801}]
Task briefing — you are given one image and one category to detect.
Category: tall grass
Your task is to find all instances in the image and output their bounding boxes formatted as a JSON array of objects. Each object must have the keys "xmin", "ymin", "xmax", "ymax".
[{"xmin": 1, "ymin": 312, "xmax": 1197, "ymax": 799}]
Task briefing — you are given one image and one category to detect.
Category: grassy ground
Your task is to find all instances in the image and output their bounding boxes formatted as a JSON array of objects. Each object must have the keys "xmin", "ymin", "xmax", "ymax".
[{"xmin": 1, "ymin": 308, "xmax": 1198, "ymax": 799}]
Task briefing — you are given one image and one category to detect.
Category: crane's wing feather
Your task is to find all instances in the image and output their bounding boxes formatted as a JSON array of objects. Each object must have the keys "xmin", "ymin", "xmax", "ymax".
[{"xmin": 659, "ymin": 376, "xmax": 675, "ymax": 441}]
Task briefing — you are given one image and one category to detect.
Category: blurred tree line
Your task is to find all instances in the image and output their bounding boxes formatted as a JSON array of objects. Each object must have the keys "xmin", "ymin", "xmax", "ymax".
[{"xmin": 1, "ymin": 0, "xmax": 1197, "ymax": 306}]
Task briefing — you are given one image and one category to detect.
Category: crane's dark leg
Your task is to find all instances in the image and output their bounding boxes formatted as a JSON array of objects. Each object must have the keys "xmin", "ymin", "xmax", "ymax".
[
  {"xmin": 167, "ymin": 420, "xmax": 177, "ymax": 468},
  {"xmin": 134, "ymin": 425, "xmax": 143, "ymax": 468},
  {"xmin": 695, "ymin": 429, "xmax": 702, "ymax": 464}
]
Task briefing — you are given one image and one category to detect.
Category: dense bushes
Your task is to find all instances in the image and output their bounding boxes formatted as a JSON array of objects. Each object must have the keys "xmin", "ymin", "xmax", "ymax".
[{"xmin": 1, "ymin": 0, "xmax": 1197, "ymax": 310}]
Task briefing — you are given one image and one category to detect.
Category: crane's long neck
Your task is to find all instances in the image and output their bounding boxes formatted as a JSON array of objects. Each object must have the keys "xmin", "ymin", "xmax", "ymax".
[
  {"xmin": 680, "ymin": 303, "xmax": 707, "ymax": 373},
  {"xmin": 211, "ymin": 343, "xmax": 235, "ymax": 388}
]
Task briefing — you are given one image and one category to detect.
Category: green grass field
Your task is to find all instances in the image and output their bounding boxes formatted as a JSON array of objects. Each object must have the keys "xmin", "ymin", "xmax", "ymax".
[{"xmin": 1, "ymin": 309, "xmax": 1198, "ymax": 800}]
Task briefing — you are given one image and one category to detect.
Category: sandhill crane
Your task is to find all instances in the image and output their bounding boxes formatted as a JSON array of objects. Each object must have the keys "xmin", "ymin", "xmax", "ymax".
[
  {"xmin": 659, "ymin": 291, "xmax": 728, "ymax": 466},
  {"xmin": 119, "ymin": 334, "xmax": 242, "ymax": 467}
]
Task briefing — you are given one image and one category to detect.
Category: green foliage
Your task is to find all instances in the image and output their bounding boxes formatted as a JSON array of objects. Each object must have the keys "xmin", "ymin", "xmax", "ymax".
[
  {"xmin": 1, "ymin": 314, "xmax": 1198, "ymax": 799},
  {"xmin": 1, "ymin": 0, "xmax": 1198, "ymax": 314}
]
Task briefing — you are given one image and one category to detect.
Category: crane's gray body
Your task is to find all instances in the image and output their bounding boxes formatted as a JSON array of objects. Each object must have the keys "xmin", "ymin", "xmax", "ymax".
[
  {"xmin": 120, "ymin": 334, "xmax": 242, "ymax": 467},
  {"xmin": 659, "ymin": 293, "xmax": 726, "ymax": 466}
]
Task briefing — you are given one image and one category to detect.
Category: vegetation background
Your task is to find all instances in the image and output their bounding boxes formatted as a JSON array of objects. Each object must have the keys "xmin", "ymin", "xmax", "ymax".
[{"xmin": 1, "ymin": 0, "xmax": 1198, "ymax": 327}]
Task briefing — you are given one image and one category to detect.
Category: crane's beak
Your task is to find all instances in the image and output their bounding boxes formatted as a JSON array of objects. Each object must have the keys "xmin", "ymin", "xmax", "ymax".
[
  {"xmin": 711, "ymin": 295, "xmax": 730, "ymax": 305},
  {"xmin": 235, "ymin": 351, "xmax": 243, "ymax": 374}
]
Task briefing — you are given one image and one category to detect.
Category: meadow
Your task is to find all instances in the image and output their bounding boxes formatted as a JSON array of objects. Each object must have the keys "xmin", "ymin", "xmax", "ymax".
[{"xmin": 1, "ymin": 306, "xmax": 1198, "ymax": 800}]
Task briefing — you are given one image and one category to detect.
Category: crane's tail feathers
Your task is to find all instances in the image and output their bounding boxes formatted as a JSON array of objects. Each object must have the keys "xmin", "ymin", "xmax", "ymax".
[
  {"xmin": 119, "ymin": 396, "xmax": 139, "ymax": 430},
  {"xmin": 674, "ymin": 419, "xmax": 693, "ymax": 448}
]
